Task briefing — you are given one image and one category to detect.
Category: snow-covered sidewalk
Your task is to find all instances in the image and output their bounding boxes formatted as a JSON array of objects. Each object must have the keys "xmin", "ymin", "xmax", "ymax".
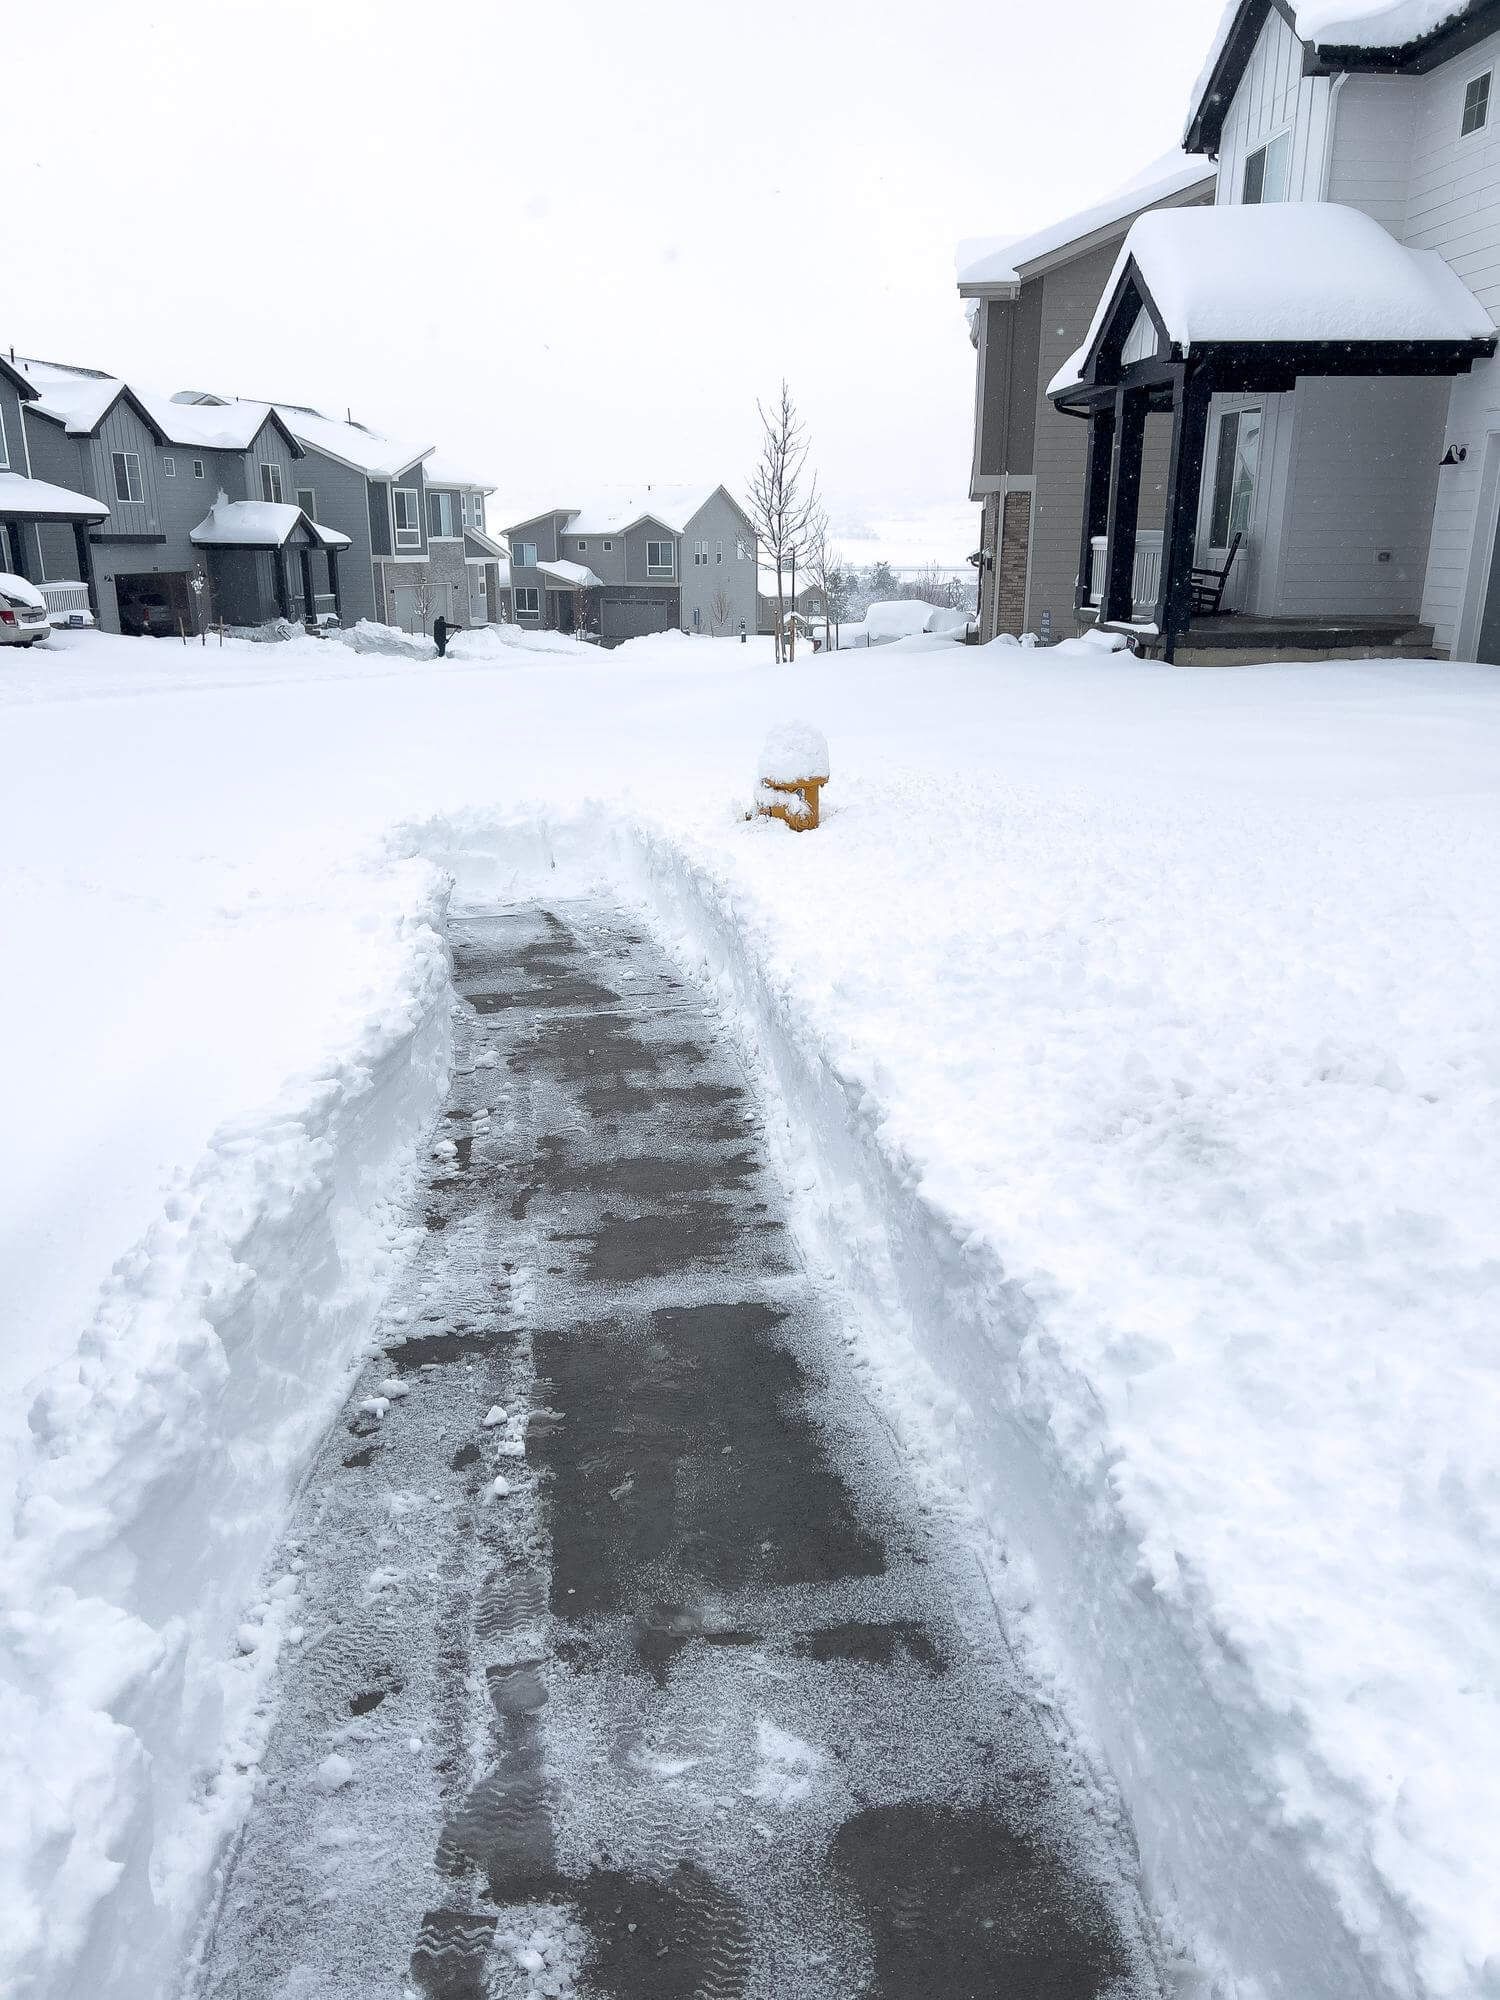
[{"xmin": 2, "ymin": 624, "xmax": 1498, "ymax": 2000}]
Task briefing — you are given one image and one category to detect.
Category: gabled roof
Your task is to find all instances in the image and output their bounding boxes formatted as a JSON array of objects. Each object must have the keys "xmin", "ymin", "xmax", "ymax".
[
  {"xmin": 189, "ymin": 495, "xmax": 350, "ymax": 550},
  {"xmin": 1186, "ymin": 1, "xmax": 1499, "ymax": 152},
  {"xmin": 508, "ymin": 484, "xmax": 749, "ymax": 539},
  {"xmin": 1050, "ymin": 202, "xmax": 1495, "ymax": 398},
  {"xmin": 276, "ymin": 405, "xmax": 433, "ymax": 480},
  {"xmin": 18, "ymin": 359, "xmax": 169, "ymax": 443},
  {"xmin": 956, "ymin": 151, "xmax": 1217, "ymax": 298},
  {"xmin": 421, "ymin": 449, "xmax": 496, "ymax": 493},
  {"xmin": 0, "ymin": 355, "xmax": 39, "ymax": 402},
  {"xmin": 141, "ymin": 397, "xmax": 305, "ymax": 456},
  {"xmin": 15, "ymin": 358, "xmax": 308, "ymax": 455}
]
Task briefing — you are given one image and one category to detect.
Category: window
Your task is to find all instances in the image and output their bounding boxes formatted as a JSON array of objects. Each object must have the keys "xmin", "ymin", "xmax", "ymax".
[
  {"xmin": 692, "ymin": 607, "xmax": 701, "ymax": 628},
  {"xmin": 646, "ymin": 540, "xmax": 673, "ymax": 575},
  {"xmin": 296, "ymin": 487, "xmax": 317, "ymax": 519},
  {"xmin": 1462, "ymin": 69, "xmax": 1491, "ymax": 136},
  {"xmin": 715, "ymin": 538, "xmax": 723, "ymax": 564},
  {"xmin": 428, "ymin": 490, "xmax": 457, "ymax": 537},
  {"xmin": 393, "ymin": 487, "xmax": 421, "ymax": 548},
  {"xmin": 1209, "ymin": 407, "xmax": 1262, "ymax": 548},
  {"xmin": 691, "ymin": 538, "xmax": 710, "ymax": 566},
  {"xmin": 1242, "ymin": 129, "xmax": 1289, "ymax": 204},
  {"xmin": 472, "ymin": 494, "xmax": 484, "ymax": 530},
  {"xmin": 514, "ymin": 539, "xmax": 537, "ymax": 567},
  {"xmin": 112, "ymin": 450, "xmax": 142, "ymax": 503},
  {"xmin": 0, "ymin": 404, "xmax": 9, "ymax": 469},
  {"xmin": 514, "ymin": 586, "xmax": 540, "ymax": 617},
  {"xmin": 259, "ymin": 461, "xmax": 284, "ymax": 504},
  {"xmin": 602, "ymin": 538, "xmax": 613, "ymax": 552},
  {"xmin": 577, "ymin": 538, "xmax": 588, "ymax": 552},
  {"xmin": 735, "ymin": 537, "xmax": 748, "ymax": 560},
  {"xmin": 193, "ymin": 459, "xmax": 205, "ymax": 478},
  {"xmin": 163, "ymin": 455, "xmax": 176, "ymax": 477}
]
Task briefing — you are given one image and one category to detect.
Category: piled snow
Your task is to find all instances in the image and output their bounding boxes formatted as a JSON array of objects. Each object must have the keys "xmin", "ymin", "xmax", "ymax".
[
  {"xmin": 3, "ymin": 624, "xmax": 1500, "ymax": 2000},
  {"xmin": 1295, "ymin": 0, "xmax": 1469, "ymax": 44},
  {"xmin": 1053, "ymin": 203, "xmax": 1494, "ymax": 396},
  {"xmin": 758, "ymin": 720, "xmax": 829, "ymax": 782},
  {"xmin": 0, "ymin": 571, "xmax": 47, "ymax": 610},
  {"xmin": 189, "ymin": 494, "xmax": 351, "ymax": 549},
  {"xmin": 0, "ymin": 470, "xmax": 109, "ymax": 522}
]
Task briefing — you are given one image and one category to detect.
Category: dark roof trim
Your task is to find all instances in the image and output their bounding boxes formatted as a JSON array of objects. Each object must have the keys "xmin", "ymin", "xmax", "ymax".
[
  {"xmin": 90, "ymin": 532, "xmax": 169, "ymax": 545},
  {"xmin": 1185, "ymin": 0, "xmax": 1298, "ymax": 154},
  {"xmin": 1303, "ymin": 0, "xmax": 1500, "ymax": 75},
  {"xmin": 0, "ymin": 355, "xmax": 39, "ymax": 401}
]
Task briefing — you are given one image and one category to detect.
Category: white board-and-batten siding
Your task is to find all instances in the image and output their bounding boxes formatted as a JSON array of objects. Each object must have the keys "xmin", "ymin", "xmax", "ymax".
[{"xmin": 1215, "ymin": 7, "xmax": 1333, "ymax": 210}]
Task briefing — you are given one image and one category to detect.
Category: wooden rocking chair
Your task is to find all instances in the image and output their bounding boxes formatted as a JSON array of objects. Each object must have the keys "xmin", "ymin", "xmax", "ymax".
[{"xmin": 1190, "ymin": 533, "xmax": 1242, "ymax": 616}]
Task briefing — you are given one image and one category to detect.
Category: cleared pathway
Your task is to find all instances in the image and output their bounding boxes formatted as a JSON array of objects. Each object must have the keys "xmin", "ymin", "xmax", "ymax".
[{"xmin": 187, "ymin": 902, "xmax": 1161, "ymax": 2000}]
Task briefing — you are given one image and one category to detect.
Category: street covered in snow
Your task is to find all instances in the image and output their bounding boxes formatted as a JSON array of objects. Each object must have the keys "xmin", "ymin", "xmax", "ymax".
[{"xmin": 2, "ymin": 624, "xmax": 1499, "ymax": 1999}]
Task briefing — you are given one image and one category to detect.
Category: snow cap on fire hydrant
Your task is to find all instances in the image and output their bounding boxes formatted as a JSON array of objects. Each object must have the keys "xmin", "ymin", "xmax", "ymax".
[{"xmin": 758, "ymin": 721, "xmax": 829, "ymax": 785}]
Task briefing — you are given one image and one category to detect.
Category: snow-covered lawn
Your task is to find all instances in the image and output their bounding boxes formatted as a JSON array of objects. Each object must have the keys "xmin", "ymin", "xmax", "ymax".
[{"xmin": 2, "ymin": 623, "xmax": 1498, "ymax": 2000}]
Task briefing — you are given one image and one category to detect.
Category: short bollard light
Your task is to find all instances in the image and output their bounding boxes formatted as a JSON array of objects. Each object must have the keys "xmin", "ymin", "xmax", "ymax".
[{"xmin": 756, "ymin": 721, "xmax": 829, "ymax": 831}]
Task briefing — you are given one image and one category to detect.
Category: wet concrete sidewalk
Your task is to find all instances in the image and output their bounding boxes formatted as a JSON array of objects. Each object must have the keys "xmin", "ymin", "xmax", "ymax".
[{"xmin": 188, "ymin": 903, "xmax": 1160, "ymax": 2000}]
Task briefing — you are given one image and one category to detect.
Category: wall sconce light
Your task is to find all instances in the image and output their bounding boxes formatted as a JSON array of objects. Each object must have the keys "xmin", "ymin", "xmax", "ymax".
[{"xmin": 1440, "ymin": 445, "xmax": 1468, "ymax": 466}]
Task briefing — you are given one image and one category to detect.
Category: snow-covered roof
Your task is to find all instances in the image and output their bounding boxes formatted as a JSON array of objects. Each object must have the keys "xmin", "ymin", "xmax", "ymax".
[
  {"xmin": 561, "ymin": 485, "xmax": 727, "ymax": 536},
  {"xmin": 1051, "ymin": 202, "xmax": 1496, "ymax": 393},
  {"xmin": 537, "ymin": 558, "xmax": 603, "ymax": 589},
  {"xmin": 0, "ymin": 471, "xmax": 110, "ymax": 521},
  {"xmin": 17, "ymin": 358, "xmax": 128, "ymax": 433},
  {"xmin": 15, "ymin": 359, "xmax": 299, "ymax": 453},
  {"xmin": 421, "ymin": 449, "xmax": 495, "ymax": 493},
  {"xmin": 277, "ymin": 406, "xmax": 432, "ymax": 480},
  {"xmin": 141, "ymin": 396, "xmax": 293, "ymax": 452},
  {"xmin": 464, "ymin": 525, "xmax": 508, "ymax": 560},
  {"xmin": 1187, "ymin": 1, "xmax": 1478, "ymax": 148},
  {"xmin": 189, "ymin": 496, "xmax": 351, "ymax": 550},
  {"xmin": 956, "ymin": 151, "xmax": 1216, "ymax": 295}
]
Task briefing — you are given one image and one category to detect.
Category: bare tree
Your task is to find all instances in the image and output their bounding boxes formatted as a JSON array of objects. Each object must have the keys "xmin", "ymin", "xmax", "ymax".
[
  {"xmin": 708, "ymin": 585, "xmax": 732, "ymax": 635},
  {"xmin": 404, "ymin": 563, "xmax": 436, "ymax": 634},
  {"xmin": 747, "ymin": 381, "xmax": 819, "ymax": 662},
  {"xmin": 803, "ymin": 502, "xmax": 842, "ymax": 654}
]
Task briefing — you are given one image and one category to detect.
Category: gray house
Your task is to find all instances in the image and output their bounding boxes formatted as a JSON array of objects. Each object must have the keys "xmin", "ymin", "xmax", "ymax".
[
  {"xmin": 0, "ymin": 355, "xmax": 109, "ymax": 624},
  {"xmin": 503, "ymin": 486, "xmax": 757, "ymax": 644},
  {"xmin": 15, "ymin": 356, "xmax": 349, "ymax": 635},
  {"xmin": 957, "ymin": 154, "xmax": 1217, "ymax": 643},
  {"xmin": 176, "ymin": 399, "xmax": 505, "ymax": 634}
]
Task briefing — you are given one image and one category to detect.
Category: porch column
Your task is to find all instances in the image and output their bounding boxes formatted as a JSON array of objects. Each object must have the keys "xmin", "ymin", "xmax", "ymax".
[
  {"xmin": 299, "ymin": 544, "xmax": 316, "ymax": 625},
  {"xmin": 1075, "ymin": 407, "xmax": 1115, "ymax": 614},
  {"xmin": 6, "ymin": 520, "xmax": 31, "ymax": 581},
  {"xmin": 274, "ymin": 547, "xmax": 292, "ymax": 623},
  {"xmin": 1101, "ymin": 387, "xmax": 1148, "ymax": 627},
  {"xmin": 328, "ymin": 545, "xmax": 344, "ymax": 623},
  {"xmin": 1155, "ymin": 364, "xmax": 1214, "ymax": 663},
  {"xmin": 73, "ymin": 520, "xmax": 99, "ymax": 616}
]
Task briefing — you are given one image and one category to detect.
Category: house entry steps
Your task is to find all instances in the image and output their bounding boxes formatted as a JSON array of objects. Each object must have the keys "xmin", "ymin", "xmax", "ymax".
[{"xmin": 185, "ymin": 901, "xmax": 1163, "ymax": 2000}]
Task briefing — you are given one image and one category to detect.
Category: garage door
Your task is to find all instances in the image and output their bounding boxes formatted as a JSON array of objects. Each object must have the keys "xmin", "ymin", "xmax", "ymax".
[{"xmin": 599, "ymin": 590, "xmax": 679, "ymax": 647}]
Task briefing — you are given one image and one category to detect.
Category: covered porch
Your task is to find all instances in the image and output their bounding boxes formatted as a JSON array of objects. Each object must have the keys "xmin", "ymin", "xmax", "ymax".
[
  {"xmin": 0, "ymin": 470, "xmax": 109, "ymax": 623},
  {"xmin": 190, "ymin": 494, "xmax": 351, "ymax": 630},
  {"xmin": 1051, "ymin": 204, "xmax": 1497, "ymax": 661},
  {"xmin": 537, "ymin": 557, "xmax": 601, "ymax": 636}
]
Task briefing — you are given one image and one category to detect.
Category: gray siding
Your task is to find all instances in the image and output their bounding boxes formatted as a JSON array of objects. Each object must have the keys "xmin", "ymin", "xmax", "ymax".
[
  {"xmin": 242, "ymin": 419, "xmax": 299, "ymax": 510},
  {"xmin": 0, "ymin": 376, "xmax": 28, "ymax": 481},
  {"xmin": 565, "ymin": 530, "xmax": 627, "ymax": 584},
  {"xmin": 293, "ymin": 446, "xmax": 377, "ymax": 624},
  {"xmin": 84, "ymin": 404, "xmax": 183, "ymax": 633},
  {"xmin": 369, "ymin": 480, "xmax": 392, "ymax": 557},
  {"xmin": 623, "ymin": 517, "xmax": 677, "ymax": 584},
  {"xmin": 973, "ymin": 301, "xmax": 1014, "ymax": 488},
  {"xmin": 679, "ymin": 490, "xmax": 758, "ymax": 636},
  {"xmin": 22, "ymin": 412, "xmax": 92, "ymax": 579}
]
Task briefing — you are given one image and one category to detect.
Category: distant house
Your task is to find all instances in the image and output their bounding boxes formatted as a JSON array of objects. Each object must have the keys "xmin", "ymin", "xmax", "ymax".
[
  {"xmin": 956, "ymin": 153, "xmax": 1216, "ymax": 644},
  {"xmin": 756, "ymin": 570, "xmax": 826, "ymax": 634},
  {"xmin": 502, "ymin": 486, "xmax": 757, "ymax": 643}
]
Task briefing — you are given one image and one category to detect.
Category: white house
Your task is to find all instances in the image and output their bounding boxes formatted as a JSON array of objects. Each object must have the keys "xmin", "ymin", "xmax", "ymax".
[{"xmin": 1053, "ymin": 0, "xmax": 1500, "ymax": 663}]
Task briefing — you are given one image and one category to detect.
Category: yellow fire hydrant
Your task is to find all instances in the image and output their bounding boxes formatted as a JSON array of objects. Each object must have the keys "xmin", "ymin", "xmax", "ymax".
[{"xmin": 756, "ymin": 722, "xmax": 829, "ymax": 831}]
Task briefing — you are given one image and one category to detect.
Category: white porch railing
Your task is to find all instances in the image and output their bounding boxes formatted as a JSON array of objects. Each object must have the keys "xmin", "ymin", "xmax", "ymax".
[
  {"xmin": 1087, "ymin": 531, "xmax": 1163, "ymax": 616},
  {"xmin": 38, "ymin": 580, "xmax": 91, "ymax": 623}
]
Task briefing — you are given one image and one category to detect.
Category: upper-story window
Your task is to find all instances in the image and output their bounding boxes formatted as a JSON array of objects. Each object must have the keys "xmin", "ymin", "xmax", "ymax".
[
  {"xmin": 473, "ymin": 495, "xmax": 484, "ymax": 530},
  {"xmin": 514, "ymin": 539, "xmax": 538, "ymax": 567},
  {"xmin": 112, "ymin": 450, "xmax": 143, "ymax": 503},
  {"xmin": 602, "ymin": 539, "xmax": 613, "ymax": 552},
  {"xmin": 691, "ymin": 539, "xmax": 709, "ymax": 566},
  {"xmin": 163, "ymin": 455, "xmax": 177, "ymax": 477},
  {"xmin": 428, "ymin": 490, "xmax": 458, "ymax": 538},
  {"xmin": 259, "ymin": 461, "xmax": 284, "ymax": 504},
  {"xmin": 735, "ymin": 537, "xmax": 747, "ymax": 560},
  {"xmin": 296, "ymin": 487, "xmax": 316, "ymax": 519},
  {"xmin": 193, "ymin": 458, "xmax": 205, "ymax": 478},
  {"xmin": 647, "ymin": 540, "xmax": 674, "ymax": 576},
  {"xmin": 1242, "ymin": 129, "xmax": 1290, "ymax": 204},
  {"xmin": 393, "ymin": 488, "xmax": 421, "ymax": 548},
  {"xmin": 1462, "ymin": 70, "xmax": 1491, "ymax": 137},
  {"xmin": 0, "ymin": 405, "xmax": 10, "ymax": 469},
  {"xmin": 577, "ymin": 539, "xmax": 588, "ymax": 552},
  {"xmin": 715, "ymin": 538, "xmax": 723, "ymax": 564}
]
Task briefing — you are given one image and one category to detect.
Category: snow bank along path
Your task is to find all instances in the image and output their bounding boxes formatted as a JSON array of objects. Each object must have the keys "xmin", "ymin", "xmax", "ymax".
[{"xmin": 2, "ymin": 626, "xmax": 1499, "ymax": 2000}]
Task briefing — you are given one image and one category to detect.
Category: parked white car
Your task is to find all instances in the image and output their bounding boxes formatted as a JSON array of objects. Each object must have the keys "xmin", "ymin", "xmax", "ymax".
[{"xmin": 0, "ymin": 573, "xmax": 51, "ymax": 647}]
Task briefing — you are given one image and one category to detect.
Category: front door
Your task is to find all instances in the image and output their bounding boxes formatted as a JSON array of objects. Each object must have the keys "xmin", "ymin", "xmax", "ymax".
[{"xmin": 1197, "ymin": 402, "xmax": 1261, "ymax": 610}]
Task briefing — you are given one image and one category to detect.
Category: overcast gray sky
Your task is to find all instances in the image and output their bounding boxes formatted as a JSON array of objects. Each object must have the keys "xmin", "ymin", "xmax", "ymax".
[{"xmin": 7, "ymin": 0, "xmax": 1215, "ymax": 556}]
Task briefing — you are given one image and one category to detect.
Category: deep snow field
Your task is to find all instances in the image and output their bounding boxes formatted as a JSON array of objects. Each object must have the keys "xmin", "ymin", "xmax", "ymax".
[{"xmin": 2, "ymin": 620, "xmax": 1498, "ymax": 2000}]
